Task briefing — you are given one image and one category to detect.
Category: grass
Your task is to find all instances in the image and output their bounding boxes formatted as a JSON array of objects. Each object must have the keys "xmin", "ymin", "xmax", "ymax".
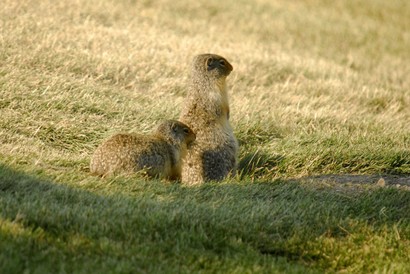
[
  {"xmin": 1, "ymin": 0, "xmax": 410, "ymax": 272},
  {"xmin": 2, "ymin": 166, "xmax": 409, "ymax": 273}
]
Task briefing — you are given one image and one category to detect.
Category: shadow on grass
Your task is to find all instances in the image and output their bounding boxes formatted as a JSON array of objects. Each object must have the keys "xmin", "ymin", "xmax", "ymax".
[
  {"xmin": 1, "ymin": 164, "xmax": 410, "ymax": 273},
  {"xmin": 0, "ymin": 164, "xmax": 313, "ymax": 273},
  {"xmin": 238, "ymin": 150, "xmax": 285, "ymax": 179}
]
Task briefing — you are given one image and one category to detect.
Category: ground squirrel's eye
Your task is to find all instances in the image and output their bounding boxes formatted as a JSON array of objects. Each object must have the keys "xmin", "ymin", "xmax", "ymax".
[
  {"xmin": 183, "ymin": 128, "xmax": 190, "ymax": 134},
  {"xmin": 219, "ymin": 59, "xmax": 226, "ymax": 66}
]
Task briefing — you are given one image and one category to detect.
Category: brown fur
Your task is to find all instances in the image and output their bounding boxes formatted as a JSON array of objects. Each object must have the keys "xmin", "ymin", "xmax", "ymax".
[
  {"xmin": 90, "ymin": 120, "xmax": 195, "ymax": 180},
  {"xmin": 179, "ymin": 54, "xmax": 238, "ymax": 185}
]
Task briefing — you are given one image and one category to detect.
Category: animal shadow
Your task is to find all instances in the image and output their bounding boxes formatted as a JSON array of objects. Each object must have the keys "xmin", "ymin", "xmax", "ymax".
[{"xmin": 238, "ymin": 150, "xmax": 285, "ymax": 179}]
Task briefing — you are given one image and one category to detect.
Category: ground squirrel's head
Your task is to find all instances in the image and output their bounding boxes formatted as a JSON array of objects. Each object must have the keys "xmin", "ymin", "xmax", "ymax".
[
  {"xmin": 156, "ymin": 120, "xmax": 196, "ymax": 147},
  {"xmin": 192, "ymin": 54, "xmax": 233, "ymax": 80}
]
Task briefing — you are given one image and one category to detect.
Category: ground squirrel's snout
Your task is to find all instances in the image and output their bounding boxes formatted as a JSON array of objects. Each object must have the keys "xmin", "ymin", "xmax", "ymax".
[
  {"xmin": 219, "ymin": 58, "xmax": 233, "ymax": 72},
  {"xmin": 186, "ymin": 137, "xmax": 197, "ymax": 149},
  {"xmin": 184, "ymin": 128, "xmax": 196, "ymax": 147}
]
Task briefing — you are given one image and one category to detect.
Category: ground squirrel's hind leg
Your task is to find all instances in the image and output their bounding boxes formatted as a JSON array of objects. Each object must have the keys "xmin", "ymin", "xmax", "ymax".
[{"xmin": 201, "ymin": 145, "xmax": 237, "ymax": 181}]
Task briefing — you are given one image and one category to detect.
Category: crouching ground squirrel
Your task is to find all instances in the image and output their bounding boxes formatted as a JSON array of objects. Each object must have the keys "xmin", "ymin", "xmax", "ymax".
[
  {"xmin": 179, "ymin": 53, "xmax": 238, "ymax": 185},
  {"xmin": 90, "ymin": 120, "xmax": 196, "ymax": 180}
]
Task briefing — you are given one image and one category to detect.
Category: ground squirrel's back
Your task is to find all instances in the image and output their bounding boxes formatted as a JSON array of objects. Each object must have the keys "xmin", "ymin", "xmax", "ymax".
[
  {"xmin": 179, "ymin": 54, "xmax": 238, "ymax": 185},
  {"xmin": 90, "ymin": 120, "xmax": 195, "ymax": 179}
]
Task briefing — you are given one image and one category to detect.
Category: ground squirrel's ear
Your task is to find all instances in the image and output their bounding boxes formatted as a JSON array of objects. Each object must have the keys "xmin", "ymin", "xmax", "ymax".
[
  {"xmin": 206, "ymin": 57, "xmax": 214, "ymax": 70},
  {"xmin": 171, "ymin": 124, "xmax": 178, "ymax": 133}
]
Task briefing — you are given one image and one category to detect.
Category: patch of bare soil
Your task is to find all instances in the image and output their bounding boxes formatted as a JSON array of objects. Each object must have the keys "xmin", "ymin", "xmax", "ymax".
[{"xmin": 294, "ymin": 174, "xmax": 410, "ymax": 191}]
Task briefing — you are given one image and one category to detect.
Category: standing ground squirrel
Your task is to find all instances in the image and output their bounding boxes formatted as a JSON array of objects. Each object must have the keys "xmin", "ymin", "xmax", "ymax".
[
  {"xmin": 90, "ymin": 120, "xmax": 196, "ymax": 180},
  {"xmin": 179, "ymin": 53, "xmax": 238, "ymax": 185}
]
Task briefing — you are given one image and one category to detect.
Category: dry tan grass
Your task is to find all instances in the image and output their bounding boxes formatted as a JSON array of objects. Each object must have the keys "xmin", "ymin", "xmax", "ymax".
[{"xmin": 1, "ymin": 0, "xmax": 409, "ymax": 180}]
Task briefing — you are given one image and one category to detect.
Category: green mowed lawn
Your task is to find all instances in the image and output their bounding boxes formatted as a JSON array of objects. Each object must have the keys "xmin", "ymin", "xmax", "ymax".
[
  {"xmin": 1, "ymin": 0, "xmax": 409, "ymax": 273},
  {"xmin": 1, "ymin": 165, "xmax": 410, "ymax": 273}
]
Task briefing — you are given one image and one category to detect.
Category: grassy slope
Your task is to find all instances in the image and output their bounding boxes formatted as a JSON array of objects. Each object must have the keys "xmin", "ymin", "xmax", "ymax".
[{"xmin": 1, "ymin": 0, "xmax": 410, "ymax": 273}]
